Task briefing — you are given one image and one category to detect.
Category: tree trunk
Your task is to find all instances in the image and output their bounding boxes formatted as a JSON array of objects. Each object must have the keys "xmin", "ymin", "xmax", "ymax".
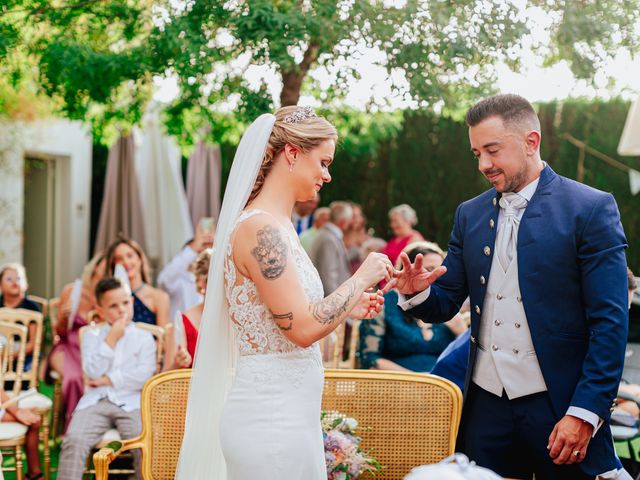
[{"xmin": 280, "ymin": 42, "xmax": 319, "ymax": 106}]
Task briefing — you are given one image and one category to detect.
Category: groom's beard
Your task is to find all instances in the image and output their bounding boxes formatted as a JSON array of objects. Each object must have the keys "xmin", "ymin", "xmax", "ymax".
[{"xmin": 485, "ymin": 164, "xmax": 529, "ymax": 193}]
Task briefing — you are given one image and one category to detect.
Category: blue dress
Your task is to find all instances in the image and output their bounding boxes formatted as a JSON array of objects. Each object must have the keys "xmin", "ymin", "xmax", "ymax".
[
  {"xmin": 359, "ymin": 290, "xmax": 456, "ymax": 372},
  {"xmin": 133, "ymin": 293, "xmax": 157, "ymax": 325}
]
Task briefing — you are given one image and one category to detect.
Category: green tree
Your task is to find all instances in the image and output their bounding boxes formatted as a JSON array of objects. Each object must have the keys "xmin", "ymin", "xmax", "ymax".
[{"xmin": 1, "ymin": 1, "xmax": 639, "ymax": 139}]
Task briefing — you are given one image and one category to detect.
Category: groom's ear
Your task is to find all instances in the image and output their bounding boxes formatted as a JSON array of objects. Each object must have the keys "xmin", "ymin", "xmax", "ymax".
[{"xmin": 524, "ymin": 130, "xmax": 541, "ymax": 156}]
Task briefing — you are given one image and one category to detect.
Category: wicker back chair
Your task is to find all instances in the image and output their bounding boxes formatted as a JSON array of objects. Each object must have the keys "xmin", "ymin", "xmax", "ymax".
[
  {"xmin": 93, "ymin": 369, "xmax": 192, "ymax": 480},
  {"xmin": 322, "ymin": 369, "xmax": 462, "ymax": 480}
]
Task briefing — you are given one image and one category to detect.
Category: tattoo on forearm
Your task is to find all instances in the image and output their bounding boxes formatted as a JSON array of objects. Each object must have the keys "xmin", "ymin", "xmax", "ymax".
[
  {"xmin": 251, "ymin": 225, "xmax": 287, "ymax": 279},
  {"xmin": 310, "ymin": 280, "xmax": 357, "ymax": 325},
  {"xmin": 271, "ymin": 311, "xmax": 293, "ymax": 331}
]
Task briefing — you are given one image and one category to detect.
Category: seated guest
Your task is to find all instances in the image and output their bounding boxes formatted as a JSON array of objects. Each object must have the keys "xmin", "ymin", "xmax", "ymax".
[
  {"xmin": 47, "ymin": 253, "xmax": 106, "ymax": 431},
  {"xmin": 158, "ymin": 221, "xmax": 214, "ymax": 320},
  {"xmin": 359, "ymin": 243, "xmax": 467, "ymax": 372},
  {"xmin": 0, "ymin": 263, "xmax": 41, "ymax": 371},
  {"xmin": 164, "ymin": 249, "xmax": 212, "ymax": 370},
  {"xmin": 300, "ymin": 207, "xmax": 330, "ymax": 254},
  {"xmin": 57, "ymin": 278, "xmax": 156, "ymax": 480},
  {"xmin": 430, "ymin": 329, "xmax": 470, "ymax": 391},
  {"xmin": 360, "ymin": 237, "xmax": 387, "ymax": 260},
  {"xmin": 309, "ymin": 201, "xmax": 354, "ymax": 295},
  {"xmin": 614, "ymin": 268, "xmax": 639, "ymax": 418},
  {"xmin": 292, "ymin": 196, "xmax": 319, "ymax": 235},
  {"xmin": 0, "ymin": 389, "xmax": 42, "ymax": 479},
  {"xmin": 381, "ymin": 204, "xmax": 424, "ymax": 266},
  {"xmin": 105, "ymin": 237, "xmax": 169, "ymax": 327},
  {"xmin": 343, "ymin": 203, "xmax": 371, "ymax": 273}
]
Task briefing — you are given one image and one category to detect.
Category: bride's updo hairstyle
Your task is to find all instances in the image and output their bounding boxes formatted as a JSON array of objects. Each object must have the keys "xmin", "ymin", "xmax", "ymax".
[{"xmin": 247, "ymin": 106, "xmax": 338, "ymax": 205}]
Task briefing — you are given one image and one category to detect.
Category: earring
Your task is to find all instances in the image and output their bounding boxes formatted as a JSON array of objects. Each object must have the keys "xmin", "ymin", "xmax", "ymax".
[{"xmin": 289, "ymin": 163, "xmax": 294, "ymax": 172}]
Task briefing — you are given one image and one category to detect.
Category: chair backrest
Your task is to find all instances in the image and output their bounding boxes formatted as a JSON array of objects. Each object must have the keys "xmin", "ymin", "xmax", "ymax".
[
  {"xmin": 0, "ymin": 336, "xmax": 11, "ymax": 385},
  {"xmin": 0, "ymin": 308, "xmax": 44, "ymax": 390},
  {"xmin": 0, "ymin": 319, "xmax": 29, "ymax": 396},
  {"xmin": 26, "ymin": 295, "xmax": 48, "ymax": 319},
  {"xmin": 137, "ymin": 369, "xmax": 191, "ymax": 479},
  {"xmin": 48, "ymin": 297, "xmax": 60, "ymax": 336},
  {"xmin": 134, "ymin": 323, "xmax": 166, "ymax": 374},
  {"xmin": 322, "ymin": 369, "xmax": 463, "ymax": 480}
]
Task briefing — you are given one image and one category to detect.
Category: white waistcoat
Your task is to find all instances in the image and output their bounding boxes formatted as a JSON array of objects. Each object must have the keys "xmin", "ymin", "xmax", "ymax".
[{"xmin": 472, "ymin": 249, "xmax": 547, "ymax": 399}]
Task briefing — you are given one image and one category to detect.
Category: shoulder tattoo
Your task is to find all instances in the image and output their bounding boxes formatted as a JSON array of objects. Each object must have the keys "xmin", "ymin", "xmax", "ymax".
[{"xmin": 251, "ymin": 225, "xmax": 288, "ymax": 280}]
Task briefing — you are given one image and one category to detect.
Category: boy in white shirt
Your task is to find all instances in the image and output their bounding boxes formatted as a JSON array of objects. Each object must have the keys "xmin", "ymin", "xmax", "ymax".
[{"xmin": 58, "ymin": 277, "xmax": 156, "ymax": 480}]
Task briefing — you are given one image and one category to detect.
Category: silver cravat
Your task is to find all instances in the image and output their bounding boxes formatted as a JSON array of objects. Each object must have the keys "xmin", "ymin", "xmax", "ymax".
[{"xmin": 496, "ymin": 192, "xmax": 528, "ymax": 271}]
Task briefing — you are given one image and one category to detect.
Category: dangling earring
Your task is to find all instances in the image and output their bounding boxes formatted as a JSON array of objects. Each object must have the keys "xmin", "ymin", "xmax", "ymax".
[{"xmin": 289, "ymin": 163, "xmax": 294, "ymax": 172}]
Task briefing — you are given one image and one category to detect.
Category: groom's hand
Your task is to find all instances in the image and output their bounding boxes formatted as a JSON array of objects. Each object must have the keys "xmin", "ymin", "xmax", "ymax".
[
  {"xmin": 547, "ymin": 415, "xmax": 593, "ymax": 465},
  {"xmin": 384, "ymin": 252, "xmax": 447, "ymax": 295}
]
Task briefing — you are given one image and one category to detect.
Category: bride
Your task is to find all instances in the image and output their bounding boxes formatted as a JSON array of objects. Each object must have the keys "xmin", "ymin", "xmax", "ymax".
[{"xmin": 176, "ymin": 106, "xmax": 395, "ymax": 479}]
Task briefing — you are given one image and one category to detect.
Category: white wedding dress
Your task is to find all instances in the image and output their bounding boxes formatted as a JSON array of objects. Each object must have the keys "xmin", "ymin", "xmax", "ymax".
[{"xmin": 219, "ymin": 209, "xmax": 328, "ymax": 480}]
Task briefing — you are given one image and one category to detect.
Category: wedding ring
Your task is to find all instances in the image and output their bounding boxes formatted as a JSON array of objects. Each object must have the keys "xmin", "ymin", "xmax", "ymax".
[{"xmin": 573, "ymin": 450, "xmax": 581, "ymax": 457}]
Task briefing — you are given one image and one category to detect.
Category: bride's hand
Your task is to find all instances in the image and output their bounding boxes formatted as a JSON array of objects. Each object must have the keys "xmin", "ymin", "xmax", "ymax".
[
  {"xmin": 348, "ymin": 289, "xmax": 384, "ymax": 319},
  {"xmin": 355, "ymin": 252, "xmax": 395, "ymax": 288}
]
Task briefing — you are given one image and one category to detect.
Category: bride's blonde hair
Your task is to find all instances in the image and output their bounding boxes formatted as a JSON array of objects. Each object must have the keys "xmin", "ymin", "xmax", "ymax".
[{"xmin": 247, "ymin": 106, "xmax": 338, "ymax": 205}]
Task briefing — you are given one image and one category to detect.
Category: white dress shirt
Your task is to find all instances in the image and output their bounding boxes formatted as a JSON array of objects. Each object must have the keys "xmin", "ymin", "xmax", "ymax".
[
  {"xmin": 77, "ymin": 323, "xmax": 156, "ymax": 413},
  {"xmin": 158, "ymin": 246, "xmax": 203, "ymax": 320},
  {"xmin": 398, "ymin": 175, "xmax": 604, "ymax": 434}
]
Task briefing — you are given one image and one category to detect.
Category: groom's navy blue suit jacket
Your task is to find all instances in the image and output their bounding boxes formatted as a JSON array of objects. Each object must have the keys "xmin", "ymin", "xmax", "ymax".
[{"xmin": 407, "ymin": 165, "xmax": 628, "ymax": 475}]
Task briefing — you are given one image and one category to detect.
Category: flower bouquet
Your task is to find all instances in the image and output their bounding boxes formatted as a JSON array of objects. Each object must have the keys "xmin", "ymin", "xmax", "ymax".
[{"xmin": 321, "ymin": 411, "xmax": 382, "ymax": 479}]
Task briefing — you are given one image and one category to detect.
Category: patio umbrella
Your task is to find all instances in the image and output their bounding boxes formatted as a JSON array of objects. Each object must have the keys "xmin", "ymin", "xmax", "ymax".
[
  {"xmin": 186, "ymin": 140, "xmax": 221, "ymax": 229},
  {"xmin": 618, "ymin": 96, "xmax": 640, "ymax": 194},
  {"xmin": 94, "ymin": 134, "xmax": 147, "ymax": 254},
  {"xmin": 618, "ymin": 96, "xmax": 640, "ymax": 156},
  {"xmin": 135, "ymin": 110, "xmax": 193, "ymax": 270}
]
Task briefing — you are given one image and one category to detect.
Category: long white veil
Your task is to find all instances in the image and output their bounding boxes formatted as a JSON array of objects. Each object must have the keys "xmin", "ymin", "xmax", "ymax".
[{"xmin": 176, "ymin": 113, "xmax": 276, "ymax": 479}]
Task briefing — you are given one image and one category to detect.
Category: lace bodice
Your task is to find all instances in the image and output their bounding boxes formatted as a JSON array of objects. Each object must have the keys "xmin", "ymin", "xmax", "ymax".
[{"xmin": 225, "ymin": 209, "xmax": 325, "ymax": 356}]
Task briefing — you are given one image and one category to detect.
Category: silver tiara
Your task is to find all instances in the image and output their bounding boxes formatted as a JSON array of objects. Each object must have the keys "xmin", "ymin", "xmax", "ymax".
[{"xmin": 283, "ymin": 106, "xmax": 317, "ymax": 124}]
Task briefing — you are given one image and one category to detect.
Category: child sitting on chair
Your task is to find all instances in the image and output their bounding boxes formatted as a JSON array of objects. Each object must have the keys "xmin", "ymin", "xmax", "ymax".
[{"xmin": 58, "ymin": 277, "xmax": 156, "ymax": 480}]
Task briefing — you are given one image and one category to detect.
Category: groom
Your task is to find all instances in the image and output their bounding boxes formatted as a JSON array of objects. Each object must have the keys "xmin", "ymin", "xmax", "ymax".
[{"xmin": 391, "ymin": 94, "xmax": 629, "ymax": 479}]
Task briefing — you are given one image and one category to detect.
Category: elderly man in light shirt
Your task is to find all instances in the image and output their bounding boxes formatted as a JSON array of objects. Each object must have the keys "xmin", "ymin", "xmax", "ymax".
[
  {"xmin": 300, "ymin": 207, "xmax": 330, "ymax": 254},
  {"xmin": 58, "ymin": 277, "xmax": 156, "ymax": 480}
]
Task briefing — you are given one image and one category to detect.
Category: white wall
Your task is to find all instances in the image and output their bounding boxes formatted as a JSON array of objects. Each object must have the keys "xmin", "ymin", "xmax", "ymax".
[{"xmin": 0, "ymin": 118, "xmax": 92, "ymax": 296}]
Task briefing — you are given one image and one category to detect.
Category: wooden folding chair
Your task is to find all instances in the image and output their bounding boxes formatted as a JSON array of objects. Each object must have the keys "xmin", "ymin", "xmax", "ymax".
[
  {"xmin": 0, "ymin": 320, "xmax": 29, "ymax": 480},
  {"xmin": 0, "ymin": 308, "xmax": 53, "ymax": 479}
]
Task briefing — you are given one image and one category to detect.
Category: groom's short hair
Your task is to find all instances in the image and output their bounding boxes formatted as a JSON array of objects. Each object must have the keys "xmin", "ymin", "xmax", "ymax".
[{"xmin": 465, "ymin": 94, "xmax": 540, "ymax": 133}]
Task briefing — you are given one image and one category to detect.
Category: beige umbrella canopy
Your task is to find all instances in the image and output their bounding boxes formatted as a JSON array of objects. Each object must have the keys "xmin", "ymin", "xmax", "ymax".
[
  {"xmin": 186, "ymin": 140, "xmax": 221, "ymax": 229},
  {"xmin": 618, "ymin": 96, "xmax": 640, "ymax": 156},
  {"xmin": 94, "ymin": 135, "xmax": 147, "ymax": 254}
]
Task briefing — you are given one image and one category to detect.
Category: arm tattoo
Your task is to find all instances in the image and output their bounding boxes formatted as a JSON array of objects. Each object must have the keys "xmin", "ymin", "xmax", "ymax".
[
  {"xmin": 251, "ymin": 225, "xmax": 288, "ymax": 280},
  {"xmin": 271, "ymin": 311, "xmax": 293, "ymax": 331},
  {"xmin": 310, "ymin": 279, "xmax": 357, "ymax": 325}
]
